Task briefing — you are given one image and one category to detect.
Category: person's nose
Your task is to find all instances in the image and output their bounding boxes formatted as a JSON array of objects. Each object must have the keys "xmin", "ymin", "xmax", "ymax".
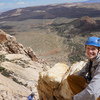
[{"xmin": 89, "ymin": 49, "xmax": 93, "ymax": 53}]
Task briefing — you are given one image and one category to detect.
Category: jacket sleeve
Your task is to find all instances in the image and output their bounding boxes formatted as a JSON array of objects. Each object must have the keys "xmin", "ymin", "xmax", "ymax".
[
  {"xmin": 77, "ymin": 62, "xmax": 89, "ymax": 76},
  {"xmin": 73, "ymin": 65, "xmax": 100, "ymax": 100}
]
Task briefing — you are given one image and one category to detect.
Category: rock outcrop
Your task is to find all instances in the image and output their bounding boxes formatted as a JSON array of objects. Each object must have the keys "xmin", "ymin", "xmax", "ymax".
[
  {"xmin": 0, "ymin": 29, "xmax": 44, "ymax": 99},
  {"xmin": 0, "ymin": 73, "xmax": 30, "ymax": 100},
  {"xmin": 37, "ymin": 61, "xmax": 87, "ymax": 100},
  {"xmin": 0, "ymin": 29, "xmax": 38, "ymax": 61}
]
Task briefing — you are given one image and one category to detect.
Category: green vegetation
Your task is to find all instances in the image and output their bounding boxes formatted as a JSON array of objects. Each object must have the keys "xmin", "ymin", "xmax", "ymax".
[
  {"xmin": 68, "ymin": 43, "xmax": 86, "ymax": 63},
  {"xmin": 50, "ymin": 16, "xmax": 100, "ymax": 63},
  {"xmin": 0, "ymin": 25, "xmax": 13, "ymax": 29},
  {"xmin": 0, "ymin": 66, "xmax": 5, "ymax": 72},
  {"xmin": 0, "ymin": 54, "xmax": 13, "ymax": 62},
  {"xmin": 13, "ymin": 77, "xmax": 27, "ymax": 87},
  {"xmin": 1, "ymin": 70, "xmax": 11, "ymax": 77},
  {"xmin": 0, "ymin": 55, "xmax": 5, "ymax": 62},
  {"xmin": 0, "ymin": 16, "xmax": 100, "ymax": 65}
]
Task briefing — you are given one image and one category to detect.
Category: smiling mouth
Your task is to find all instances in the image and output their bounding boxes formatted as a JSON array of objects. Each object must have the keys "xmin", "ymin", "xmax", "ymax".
[
  {"xmin": 88, "ymin": 54, "xmax": 93, "ymax": 57},
  {"xmin": 87, "ymin": 53, "xmax": 95, "ymax": 58},
  {"xmin": 87, "ymin": 54, "xmax": 97, "ymax": 60}
]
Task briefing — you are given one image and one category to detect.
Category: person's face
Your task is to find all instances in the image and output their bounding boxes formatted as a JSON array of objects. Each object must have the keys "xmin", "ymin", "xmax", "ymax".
[{"xmin": 86, "ymin": 45, "xmax": 100, "ymax": 61}]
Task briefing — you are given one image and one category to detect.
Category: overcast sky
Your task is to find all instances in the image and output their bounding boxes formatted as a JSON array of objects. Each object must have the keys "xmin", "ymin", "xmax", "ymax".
[{"xmin": 0, "ymin": 0, "xmax": 98, "ymax": 12}]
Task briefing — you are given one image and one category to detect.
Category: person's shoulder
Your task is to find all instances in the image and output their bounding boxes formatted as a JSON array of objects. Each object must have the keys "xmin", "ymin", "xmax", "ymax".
[
  {"xmin": 28, "ymin": 95, "xmax": 31, "ymax": 99},
  {"xmin": 98, "ymin": 63, "xmax": 100, "ymax": 68}
]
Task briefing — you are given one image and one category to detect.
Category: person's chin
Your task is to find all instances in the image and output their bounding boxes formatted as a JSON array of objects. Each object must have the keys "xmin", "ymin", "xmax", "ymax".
[
  {"xmin": 88, "ymin": 56, "xmax": 94, "ymax": 60},
  {"xmin": 89, "ymin": 57, "xmax": 96, "ymax": 60}
]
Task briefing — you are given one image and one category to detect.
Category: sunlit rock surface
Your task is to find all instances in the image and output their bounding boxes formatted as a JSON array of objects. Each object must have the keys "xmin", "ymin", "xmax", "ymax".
[{"xmin": 38, "ymin": 61, "xmax": 87, "ymax": 100}]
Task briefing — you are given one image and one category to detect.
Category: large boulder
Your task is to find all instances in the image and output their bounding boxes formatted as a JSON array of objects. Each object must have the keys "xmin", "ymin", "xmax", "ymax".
[{"xmin": 37, "ymin": 61, "xmax": 87, "ymax": 100}]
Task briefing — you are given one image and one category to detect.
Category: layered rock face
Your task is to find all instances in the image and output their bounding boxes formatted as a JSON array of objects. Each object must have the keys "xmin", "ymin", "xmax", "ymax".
[
  {"xmin": 0, "ymin": 29, "xmax": 44, "ymax": 100},
  {"xmin": 38, "ymin": 61, "xmax": 87, "ymax": 100},
  {"xmin": 0, "ymin": 29, "xmax": 38, "ymax": 61},
  {"xmin": 0, "ymin": 73, "xmax": 30, "ymax": 100}
]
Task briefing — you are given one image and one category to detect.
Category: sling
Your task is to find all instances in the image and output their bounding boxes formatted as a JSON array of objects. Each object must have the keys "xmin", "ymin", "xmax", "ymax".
[{"xmin": 88, "ymin": 60, "xmax": 93, "ymax": 81}]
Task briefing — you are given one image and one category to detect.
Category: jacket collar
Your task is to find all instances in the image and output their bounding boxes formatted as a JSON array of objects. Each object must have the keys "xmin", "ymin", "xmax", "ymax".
[{"xmin": 92, "ymin": 54, "xmax": 100, "ymax": 66}]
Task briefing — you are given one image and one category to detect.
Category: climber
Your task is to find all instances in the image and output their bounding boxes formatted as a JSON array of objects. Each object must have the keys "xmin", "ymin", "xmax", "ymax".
[
  {"xmin": 67, "ymin": 37, "xmax": 100, "ymax": 100},
  {"xmin": 27, "ymin": 92, "xmax": 36, "ymax": 100}
]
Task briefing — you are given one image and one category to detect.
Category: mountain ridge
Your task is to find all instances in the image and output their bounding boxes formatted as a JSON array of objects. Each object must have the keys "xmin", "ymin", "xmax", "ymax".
[
  {"xmin": 85, "ymin": 0, "xmax": 100, "ymax": 3},
  {"xmin": 0, "ymin": 3, "xmax": 100, "ymax": 21}
]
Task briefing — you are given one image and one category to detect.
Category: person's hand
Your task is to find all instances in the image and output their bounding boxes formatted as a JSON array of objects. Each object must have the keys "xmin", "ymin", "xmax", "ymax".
[{"xmin": 34, "ymin": 96, "xmax": 36, "ymax": 100}]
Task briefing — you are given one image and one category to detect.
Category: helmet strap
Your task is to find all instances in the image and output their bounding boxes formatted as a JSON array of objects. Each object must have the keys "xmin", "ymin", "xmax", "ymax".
[{"xmin": 96, "ymin": 47, "xmax": 100, "ymax": 59}]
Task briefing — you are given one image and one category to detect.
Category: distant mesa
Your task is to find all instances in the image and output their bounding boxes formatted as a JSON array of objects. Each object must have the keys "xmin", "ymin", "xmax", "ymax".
[{"xmin": 0, "ymin": 3, "xmax": 100, "ymax": 21}]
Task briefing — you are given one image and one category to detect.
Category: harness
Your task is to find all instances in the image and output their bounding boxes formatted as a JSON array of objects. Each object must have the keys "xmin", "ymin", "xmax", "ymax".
[
  {"xmin": 88, "ymin": 60, "xmax": 93, "ymax": 81},
  {"xmin": 88, "ymin": 60, "xmax": 98, "ymax": 81}
]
